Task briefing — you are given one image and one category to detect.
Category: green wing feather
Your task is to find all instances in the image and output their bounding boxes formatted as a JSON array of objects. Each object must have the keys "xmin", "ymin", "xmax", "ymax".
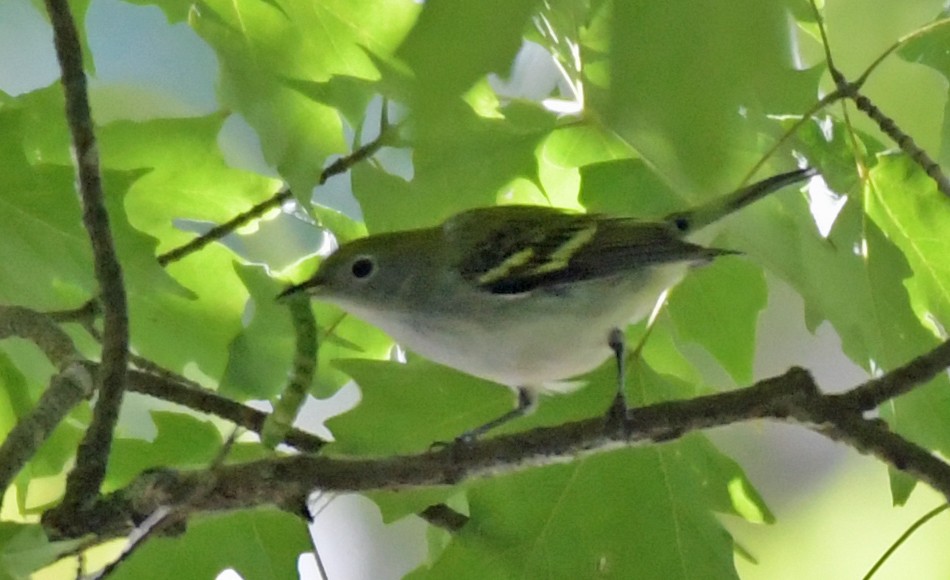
[{"xmin": 446, "ymin": 205, "xmax": 730, "ymax": 295}]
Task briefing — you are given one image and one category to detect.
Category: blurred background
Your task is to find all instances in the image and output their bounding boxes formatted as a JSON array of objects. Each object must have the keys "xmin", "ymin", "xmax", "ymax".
[{"xmin": 2, "ymin": 1, "xmax": 949, "ymax": 578}]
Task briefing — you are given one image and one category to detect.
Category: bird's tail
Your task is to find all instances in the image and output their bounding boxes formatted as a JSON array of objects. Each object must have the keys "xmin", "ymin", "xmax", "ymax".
[{"xmin": 666, "ymin": 167, "xmax": 817, "ymax": 234}]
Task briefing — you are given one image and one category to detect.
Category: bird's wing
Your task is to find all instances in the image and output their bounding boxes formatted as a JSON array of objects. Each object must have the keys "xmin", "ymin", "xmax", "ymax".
[{"xmin": 446, "ymin": 205, "xmax": 730, "ymax": 295}]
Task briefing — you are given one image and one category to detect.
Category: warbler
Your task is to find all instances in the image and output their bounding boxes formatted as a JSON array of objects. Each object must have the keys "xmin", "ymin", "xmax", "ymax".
[{"xmin": 281, "ymin": 167, "xmax": 815, "ymax": 438}]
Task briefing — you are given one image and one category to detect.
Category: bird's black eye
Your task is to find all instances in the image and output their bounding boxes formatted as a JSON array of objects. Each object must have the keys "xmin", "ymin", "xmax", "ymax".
[
  {"xmin": 351, "ymin": 256, "xmax": 375, "ymax": 279},
  {"xmin": 672, "ymin": 214, "xmax": 690, "ymax": 232}
]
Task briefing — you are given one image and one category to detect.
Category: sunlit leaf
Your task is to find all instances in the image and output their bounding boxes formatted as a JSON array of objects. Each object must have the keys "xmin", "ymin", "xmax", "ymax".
[{"xmin": 109, "ymin": 509, "xmax": 310, "ymax": 580}]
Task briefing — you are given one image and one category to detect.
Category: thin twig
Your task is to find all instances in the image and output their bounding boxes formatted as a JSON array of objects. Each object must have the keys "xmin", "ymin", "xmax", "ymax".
[
  {"xmin": 118, "ymin": 366, "xmax": 327, "ymax": 453},
  {"xmin": 44, "ymin": 0, "xmax": 130, "ymax": 513},
  {"xmin": 262, "ymin": 294, "xmax": 318, "ymax": 448},
  {"xmin": 157, "ymin": 117, "xmax": 396, "ymax": 266},
  {"xmin": 850, "ymin": 93, "xmax": 950, "ymax": 196},
  {"xmin": 157, "ymin": 189, "xmax": 293, "ymax": 266},
  {"xmin": 862, "ymin": 503, "xmax": 949, "ymax": 580},
  {"xmin": 738, "ymin": 89, "xmax": 847, "ymax": 187},
  {"xmin": 810, "ymin": 1, "xmax": 950, "ymax": 196},
  {"xmin": 0, "ymin": 365, "xmax": 93, "ymax": 501},
  {"xmin": 46, "ymin": 299, "xmax": 100, "ymax": 325},
  {"xmin": 0, "ymin": 306, "xmax": 81, "ymax": 367}
]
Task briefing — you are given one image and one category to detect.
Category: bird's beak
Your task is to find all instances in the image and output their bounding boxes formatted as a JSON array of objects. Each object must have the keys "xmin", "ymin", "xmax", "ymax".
[{"xmin": 277, "ymin": 278, "xmax": 318, "ymax": 301}]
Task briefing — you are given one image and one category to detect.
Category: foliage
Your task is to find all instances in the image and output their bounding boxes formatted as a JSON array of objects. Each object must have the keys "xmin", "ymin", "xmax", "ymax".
[{"xmin": 2, "ymin": 0, "xmax": 950, "ymax": 578}]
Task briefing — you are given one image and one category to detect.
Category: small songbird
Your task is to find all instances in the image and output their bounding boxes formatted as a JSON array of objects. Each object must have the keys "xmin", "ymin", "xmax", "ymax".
[{"xmin": 281, "ymin": 168, "xmax": 815, "ymax": 438}]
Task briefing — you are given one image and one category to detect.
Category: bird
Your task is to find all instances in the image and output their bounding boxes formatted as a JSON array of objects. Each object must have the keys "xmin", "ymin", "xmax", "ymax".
[{"xmin": 280, "ymin": 167, "xmax": 816, "ymax": 439}]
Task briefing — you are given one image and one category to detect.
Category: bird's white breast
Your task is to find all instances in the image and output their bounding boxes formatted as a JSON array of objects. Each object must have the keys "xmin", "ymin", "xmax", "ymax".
[{"xmin": 334, "ymin": 264, "xmax": 688, "ymax": 395}]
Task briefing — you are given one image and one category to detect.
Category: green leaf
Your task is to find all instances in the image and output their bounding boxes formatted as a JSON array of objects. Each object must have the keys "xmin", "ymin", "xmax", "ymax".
[
  {"xmin": 23, "ymin": 415, "xmax": 84, "ymax": 479},
  {"xmin": 638, "ymin": 320, "xmax": 707, "ymax": 388},
  {"xmin": 122, "ymin": 0, "xmax": 195, "ymax": 23},
  {"xmin": 352, "ymin": 102, "xmax": 556, "ymax": 232},
  {"xmin": 0, "ymin": 107, "xmax": 93, "ymax": 306},
  {"xmin": 311, "ymin": 203, "xmax": 368, "ymax": 245},
  {"xmin": 579, "ymin": 158, "xmax": 684, "ymax": 219},
  {"xmin": 409, "ymin": 364, "xmax": 767, "ymax": 578},
  {"xmin": 780, "ymin": 116, "xmax": 871, "ymax": 195},
  {"xmin": 221, "ymin": 263, "xmax": 297, "ymax": 401},
  {"xmin": 897, "ymin": 18, "xmax": 950, "ymax": 81},
  {"xmin": 350, "ymin": 162, "xmax": 420, "ymax": 233},
  {"xmin": 0, "ymin": 523, "xmax": 84, "ymax": 579},
  {"xmin": 607, "ymin": 0, "xmax": 816, "ymax": 190},
  {"xmin": 369, "ymin": 487, "xmax": 462, "ymax": 524},
  {"xmin": 110, "ymin": 509, "xmax": 311, "ymax": 580},
  {"xmin": 98, "ymin": 113, "xmax": 280, "ymax": 375},
  {"xmin": 325, "ymin": 358, "xmax": 515, "ymax": 455},
  {"xmin": 8, "ymin": 85, "xmax": 71, "ymax": 167},
  {"xmin": 540, "ymin": 122, "xmax": 634, "ymax": 169},
  {"xmin": 97, "ymin": 113, "xmax": 282, "ymax": 246},
  {"xmin": 0, "ymin": 148, "xmax": 189, "ymax": 321},
  {"xmin": 668, "ymin": 257, "xmax": 768, "ymax": 384},
  {"xmin": 397, "ymin": 0, "xmax": 539, "ymax": 113},
  {"xmin": 867, "ymin": 154, "xmax": 950, "ymax": 334},
  {"xmin": 105, "ymin": 412, "xmax": 223, "ymax": 491},
  {"xmin": 0, "ymin": 349, "xmax": 38, "ymax": 433},
  {"xmin": 284, "ymin": 75, "xmax": 379, "ymax": 130},
  {"xmin": 412, "ymin": 448, "xmax": 739, "ymax": 579},
  {"xmin": 864, "ymin": 164, "xmax": 950, "ymax": 501},
  {"xmin": 0, "ymin": 93, "xmax": 270, "ymax": 376},
  {"xmin": 190, "ymin": 0, "xmax": 419, "ymax": 195}
]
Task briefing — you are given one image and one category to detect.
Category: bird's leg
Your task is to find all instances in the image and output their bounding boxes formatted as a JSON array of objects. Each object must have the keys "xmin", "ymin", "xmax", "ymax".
[
  {"xmin": 457, "ymin": 386, "xmax": 535, "ymax": 443},
  {"xmin": 605, "ymin": 327, "xmax": 629, "ymax": 430}
]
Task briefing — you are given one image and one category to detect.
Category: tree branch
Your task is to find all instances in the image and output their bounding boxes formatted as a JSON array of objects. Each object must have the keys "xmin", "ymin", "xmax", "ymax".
[
  {"xmin": 834, "ymin": 339, "xmax": 950, "ymax": 411},
  {"xmin": 261, "ymin": 294, "xmax": 318, "ymax": 448},
  {"xmin": 157, "ymin": 116, "xmax": 396, "ymax": 266},
  {"xmin": 0, "ymin": 307, "xmax": 94, "ymax": 502},
  {"xmin": 88, "ymin": 431, "xmax": 240, "ymax": 580},
  {"xmin": 42, "ymin": 364, "xmax": 950, "ymax": 541},
  {"xmin": 156, "ymin": 189, "xmax": 293, "ymax": 267},
  {"xmin": 0, "ymin": 365, "xmax": 93, "ymax": 499},
  {"xmin": 0, "ymin": 305, "xmax": 81, "ymax": 367},
  {"xmin": 117, "ymin": 366, "xmax": 327, "ymax": 453},
  {"xmin": 43, "ymin": 0, "xmax": 130, "ymax": 514},
  {"xmin": 809, "ymin": 0, "xmax": 950, "ymax": 197}
]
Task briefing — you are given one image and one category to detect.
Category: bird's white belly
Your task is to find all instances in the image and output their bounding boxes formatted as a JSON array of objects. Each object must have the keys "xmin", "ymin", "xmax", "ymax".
[
  {"xmin": 342, "ymin": 264, "xmax": 688, "ymax": 392},
  {"xmin": 396, "ymin": 304, "xmax": 614, "ymax": 389}
]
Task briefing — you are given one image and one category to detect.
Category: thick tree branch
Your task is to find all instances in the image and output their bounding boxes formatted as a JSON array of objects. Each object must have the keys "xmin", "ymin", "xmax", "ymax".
[
  {"xmin": 44, "ymin": 0, "xmax": 130, "ymax": 513},
  {"xmin": 42, "ymin": 364, "xmax": 950, "ymax": 541}
]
